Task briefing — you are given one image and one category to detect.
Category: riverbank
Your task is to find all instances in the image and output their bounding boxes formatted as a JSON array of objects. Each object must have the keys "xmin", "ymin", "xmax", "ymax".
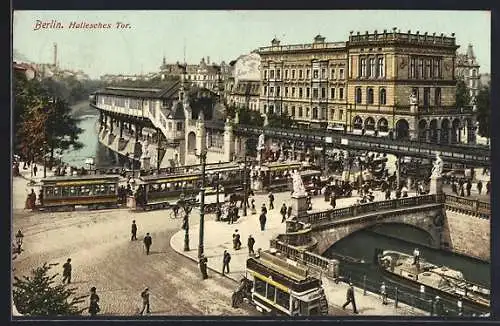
[{"xmin": 71, "ymin": 100, "xmax": 96, "ymax": 118}]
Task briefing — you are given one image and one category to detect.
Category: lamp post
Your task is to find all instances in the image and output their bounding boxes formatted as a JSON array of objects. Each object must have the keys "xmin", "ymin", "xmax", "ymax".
[
  {"xmin": 194, "ymin": 149, "xmax": 207, "ymax": 258},
  {"xmin": 241, "ymin": 153, "xmax": 248, "ymax": 217},
  {"xmin": 178, "ymin": 194, "xmax": 193, "ymax": 252},
  {"xmin": 156, "ymin": 129, "xmax": 162, "ymax": 173}
]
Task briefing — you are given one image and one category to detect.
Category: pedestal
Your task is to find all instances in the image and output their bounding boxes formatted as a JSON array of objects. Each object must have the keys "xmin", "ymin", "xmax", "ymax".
[
  {"xmin": 429, "ymin": 176, "xmax": 443, "ymax": 195},
  {"xmin": 126, "ymin": 196, "xmax": 136, "ymax": 209},
  {"xmin": 253, "ymin": 178, "xmax": 263, "ymax": 191},
  {"xmin": 141, "ymin": 156, "xmax": 151, "ymax": 170},
  {"xmin": 291, "ymin": 193, "xmax": 308, "ymax": 219}
]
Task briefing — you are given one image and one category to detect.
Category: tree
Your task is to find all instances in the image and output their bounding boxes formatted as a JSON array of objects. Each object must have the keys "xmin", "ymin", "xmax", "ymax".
[
  {"xmin": 456, "ymin": 79, "xmax": 471, "ymax": 110},
  {"xmin": 475, "ymin": 85, "xmax": 490, "ymax": 138},
  {"xmin": 13, "ymin": 263, "xmax": 87, "ymax": 316},
  {"xmin": 237, "ymin": 106, "xmax": 264, "ymax": 127},
  {"xmin": 267, "ymin": 112, "xmax": 295, "ymax": 129}
]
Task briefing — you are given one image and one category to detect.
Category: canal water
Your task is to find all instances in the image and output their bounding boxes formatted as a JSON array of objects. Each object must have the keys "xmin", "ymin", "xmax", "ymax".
[{"xmin": 323, "ymin": 224, "xmax": 491, "ymax": 315}]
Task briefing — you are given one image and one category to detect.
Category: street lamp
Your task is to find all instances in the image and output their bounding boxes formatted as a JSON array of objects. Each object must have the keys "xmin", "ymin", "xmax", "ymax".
[
  {"xmin": 240, "ymin": 153, "xmax": 248, "ymax": 217},
  {"xmin": 15, "ymin": 230, "xmax": 24, "ymax": 254},
  {"xmin": 178, "ymin": 194, "xmax": 193, "ymax": 252},
  {"xmin": 194, "ymin": 148, "xmax": 207, "ymax": 258}
]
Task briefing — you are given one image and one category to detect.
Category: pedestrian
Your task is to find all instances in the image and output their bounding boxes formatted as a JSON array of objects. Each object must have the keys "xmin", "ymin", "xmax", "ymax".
[
  {"xmin": 33, "ymin": 164, "xmax": 38, "ymax": 176},
  {"xmin": 486, "ymin": 181, "xmax": 490, "ymax": 195},
  {"xmin": 342, "ymin": 283, "xmax": 358, "ymax": 314},
  {"xmin": 199, "ymin": 254, "xmax": 208, "ymax": 280},
  {"xmin": 233, "ymin": 229, "xmax": 241, "ymax": 250},
  {"xmin": 385, "ymin": 188, "xmax": 391, "ymax": 200},
  {"xmin": 250, "ymin": 198, "xmax": 256, "ymax": 213},
  {"xmin": 131, "ymin": 220, "xmax": 138, "ymax": 241},
  {"xmin": 248, "ymin": 235, "xmax": 255, "ymax": 256},
  {"xmin": 143, "ymin": 233, "xmax": 152, "ymax": 255},
  {"xmin": 140, "ymin": 287, "xmax": 150, "ymax": 315},
  {"xmin": 268, "ymin": 192, "xmax": 274, "ymax": 210},
  {"xmin": 38, "ymin": 189, "xmax": 44, "ymax": 207},
  {"xmin": 280, "ymin": 203, "xmax": 287, "ymax": 223},
  {"xmin": 287, "ymin": 205, "xmax": 292, "ymax": 219},
  {"xmin": 477, "ymin": 180, "xmax": 483, "ymax": 195},
  {"xmin": 259, "ymin": 212, "xmax": 267, "ymax": 231},
  {"xmin": 413, "ymin": 248, "xmax": 420, "ymax": 265},
  {"xmin": 88, "ymin": 287, "xmax": 100, "ymax": 316},
  {"xmin": 459, "ymin": 184, "xmax": 465, "ymax": 197},
  {"xmin": 216, "ymin": 205, "xmax": 222, "ymax": 221},
  {"xmin": 261, "ymin": 203, "xmax": 267, "ymax": 215},
  {"xmin": 222, "ymin": 250, "xmax": 231, "ymax": 275},
  {"xmin": 62, "ymin": 258, "xmax": 72, "ymax": 284},
  {"xmin": 330, "ymin": 194, "xmax": 337, "ymax": 209},
  {"xmin": 380, "ymin": 282, "xmax": 388, "ymax": 305},
  {"xmin": 451, "ymin": 182, "xmax": 458, "ymax": 195},
  {"xmin": 466, "ymin": 181, "xmax": 472, "ymax": 197}
]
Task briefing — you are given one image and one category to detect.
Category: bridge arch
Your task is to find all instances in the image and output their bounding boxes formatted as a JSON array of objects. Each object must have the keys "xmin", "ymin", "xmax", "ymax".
[
  {"xmin": 187, "ymin": 131, "xmax": 196, "ymax": 153},
  {"xmin": 395, "ymin": 119, "xmax": 410, "ymax": 140}
]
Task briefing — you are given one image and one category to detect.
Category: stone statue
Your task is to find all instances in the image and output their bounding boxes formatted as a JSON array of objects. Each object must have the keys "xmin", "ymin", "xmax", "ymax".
[
  {"xmin": 257, "ymin": 133, "xmax": 265, "ymax": 150},
  {"xmin": 141, "ymin": 140, "xmax": 150, "ymax": 158},
  {"xmin": 431, "ymin": 152, "xmax": 443, "ymax": 178},
  {"xmin": 292, "ymin": 170, "xmax": 307, "ymax": 197},
  {"xmin": 409, "ymin": 91, "xmax": 418, "ymax": 105}
]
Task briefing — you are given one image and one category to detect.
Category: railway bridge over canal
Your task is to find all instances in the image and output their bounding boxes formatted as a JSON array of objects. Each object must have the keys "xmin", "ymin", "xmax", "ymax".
[{"xmin": 271, "ymin": 194, "xmax": 491, "ymax": 268}]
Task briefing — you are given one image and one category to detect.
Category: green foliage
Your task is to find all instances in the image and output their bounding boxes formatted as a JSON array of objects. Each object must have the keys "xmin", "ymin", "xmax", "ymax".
[
  {"xmin": 188, "ymin": 87, "xmax": 216, "ymax": 120},
  {"xmin": 267, "ymin": 112, "xmax": 295, "ymax": 129},
  {"xmin": 476, "ymin": 85, "xmax": 490, "ymax": 138},
  {"xmin": 107, "ymin": 75, "xmax": 180, "ymax": 89},
  {"xmin": 13, "ymin": 263, "xmax": 87, "ymax": 316},
  {"xmin": 237, "ymin": 106, "xmax": 264, "ymax": 127},
  {"xmin": 456, "ymin": 79, "xmax": 471, "ymax": 109}
]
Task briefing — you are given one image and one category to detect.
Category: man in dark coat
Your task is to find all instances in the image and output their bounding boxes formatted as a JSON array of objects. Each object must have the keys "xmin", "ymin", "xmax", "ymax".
[
  {"xmin": 199, "ymin": 254, "xmax": 208, "ymax": 279},
  {"xmin": 330, "ymin": 194, "xmax": 337, "ymax": 209},
  {"xmin": 62, "ymin": 258, "xmax": 72, "ymax": 284},
  {"xmin": 88, "ymin": 287, "xmax": 100, "ymax": 316},
  {"xmin": 233, "ymin": 230, "xmax": 241, "ymax": 250},
  {"xmin": 477, "ymin": 180, "xmax": 483, "ymax": 195},
  {"xmin": 280, "ymin": 203, "xmax": 287, "ymax": 223},
  {"xmin": 33, "ymin": 164, "xmax": 38, "ymax": 176},
  {"xmin": 140, "ymin": 287, "xmax": 150, "ymax": 315},
  {"xmin": 342, "ymin": 283, "xmax": 358, "ymax": 314},
  {"xmin": 259, "ymin": 212, "xmax": 267, "ymax": 231},
  {"xmin": 268, "ymin": 192, "xmax": 274, "ymax": 210},
  {"xmin": 131, "ymin": 220, "xmax": 138, "ymax": 241},
  {"xmin": 466, "ymin": 181, "xmax": 472, "ymax": 197},
  {"xmin": 261, "ymin": 203, "xmax": 267, "ymax": 215},
  {"xmin": 287, "ymin": 205, "xmax": 293, "ymax": 219},
  {"xmin": 222, "ymin": 250, "xmax": 231, "ymax": 275},
  {"xmin": 486, "ymin": 181, "xmax": 491, "ymax": 195},
  {"xmin": 248, "ymin": 235, "xmax": 255, "ymax": 256},
  {"xmin": 143, "ymin": 233, "xmax": 152, "ymax": 255}
]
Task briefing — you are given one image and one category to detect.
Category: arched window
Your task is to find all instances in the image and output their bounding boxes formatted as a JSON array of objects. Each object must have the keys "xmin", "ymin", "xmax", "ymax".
[
  {"xmin": 367, "ymin": 88, "xmax": 374, "ymax": 104},
  {"xmin": 356, "ymin": 88, "xmax": 362, "ymax": 103},
  {"xmin": 380, "ymin": 88, "xmax": 387, "ymax": 105},
  {"xmin": 313, "ymin": 107, "xmax": 318, "ymax": 119},
  {"xmin": 434, "ymin": 88, "xmax": 441, "ymax": 107},
  {"xmin": 378, "ymin": 57, "xmax": 384, "ymax": 77},
  {"xmin": 369, "ymin": 58, "xmax": 375, "ymax": 77}
]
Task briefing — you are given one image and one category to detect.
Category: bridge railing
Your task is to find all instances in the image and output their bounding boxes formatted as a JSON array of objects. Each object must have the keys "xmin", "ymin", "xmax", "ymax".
[
  {"xmin": 303, "ymin": 194, "xmax": 443, "ymax": 226},
  {"xmin": 443, "ymin": 194, "xmax": 490, "ymax": 219},
  {"xmin": 269, "ymin": 239, "xmax": 339, "ymax": 278}
]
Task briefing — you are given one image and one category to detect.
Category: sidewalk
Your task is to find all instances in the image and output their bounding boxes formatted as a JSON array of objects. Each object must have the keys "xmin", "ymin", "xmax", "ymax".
[{"xmin": 170, "ymin": 190, "xmax": 427, "ymax": 316}]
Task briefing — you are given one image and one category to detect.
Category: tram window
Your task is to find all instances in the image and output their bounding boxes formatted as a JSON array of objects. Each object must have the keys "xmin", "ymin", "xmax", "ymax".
[
  {"xmin": 45, "ymin": 186, "xmax": 54, "ymax": 197},
  {"xmin": 266, "ymin": 284, "xmax": 276, "ymax": 302},
  {"xmin": 69, "ymin": 186, "xmax": 77, "ymax": 197},
  {"xmin": 53, "ymin": 187, "xmax": 60, "ymax": 197},
  {"xmin": 254, "ymin": 278, "xmax": 266, "ymax": 297},
  {"xmin": 109, "ymin": 185, "xmax": 116, "ymax": 193},
  {"xmin": 276, "ymin": 289, "xmax": 290, "ymax": 309},
  {"xmin": 62, "ymin": 187, "xmax": 70, "ymax": 197}
]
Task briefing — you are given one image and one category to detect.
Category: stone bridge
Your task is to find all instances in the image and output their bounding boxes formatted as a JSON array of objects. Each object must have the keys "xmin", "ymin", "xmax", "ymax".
[{"xmin": 276, "ymin": 194, "xmax": 490, "ymax": 260}]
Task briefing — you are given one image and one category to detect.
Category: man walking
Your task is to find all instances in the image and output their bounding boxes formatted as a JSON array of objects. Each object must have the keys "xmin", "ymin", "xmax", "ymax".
[
  {"xmin": 466, "ymin": 180, "xmax": 472, "ymax": 197},
  {"xmin": 143, "ymin": 233, "xmax": 152, "ymax": 255},
  {"xmin": 261, "ymin": 203, "xmax": 267, "ymax": 215},
  {"xmin": 330, "ymin": 194, "xmax": 337, "ymax": 209},
  {"xmin": 280, "ymin": 203, "xmax": 287, "ymax": 223},
  {"xmin": 62, "ymin": 258, "xmax": 72, "ymax": 284},
  {"xmin": 268, "ymin": 192, "xmax": 274, "ymax": 210},
  {"xmin": 140, "ymin": 287, "xmax": 150, "ymax": 315},
  {"xmin": 222, "ymin": 250, "xmax": 231, "ymax": 275},
  {"xmin": 199, "ymin": 254, "xmax": 208, "ymax": 280},
  {"xmin": 88, "ymin": 287, "xmax": 100, "ymax": 316},
  {"xmin": 259, "ymin": 212, "xmax": 267, "ymax": 231},
  {"xmin": 342, "ymin": 283, "xmax": 358, "ymax": 314},
  {"xmin": 248, "ymin": 235, "xmax": 255, "ymax": 256},
  {"xmin": 380, "ymin": 281, "xmax": 388, "ymax": 305},
  {"xmin": 131, "ymin": 220, "xmax": 138, "ymax": 241},
  {"xmin": 33, "ymin": 164, "xmax": 38, "ymax": 176},
  {"xmin": 287, "ymin": 205, "xmax": 292, "ymax": 219},
  {"xmin": 486, "ymin": 181, "xmax": 491, "ymax": 195},
  {"xmin": 233, "ymin": 230, "xmax": 241, "ymax": 250},
  {"xmin": 477, "ymin": 180, "xmax": 483, "ymax": 195}
]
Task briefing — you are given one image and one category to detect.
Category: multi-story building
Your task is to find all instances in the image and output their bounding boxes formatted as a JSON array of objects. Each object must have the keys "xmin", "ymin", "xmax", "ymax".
[
  {"xmin": 258, "ymin": 30, "xmax": 477, "ymax": 144},
  {"xmin": 226, "ymin": 52, "xmax": 261, "ymax": 110},
  {"xmin": 456, "ymin": 44, "xmax": 480, "ymax": 101}
]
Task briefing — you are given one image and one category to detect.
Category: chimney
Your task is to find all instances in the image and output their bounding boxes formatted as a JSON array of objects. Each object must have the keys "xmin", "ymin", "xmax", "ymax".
[
  {"xmin": 207, "ymin": 56, "xmax": 210, "ymax": 64},
  {"xmin": 53, "ymin": 43, "xmax": 57, "ymax": 67}
]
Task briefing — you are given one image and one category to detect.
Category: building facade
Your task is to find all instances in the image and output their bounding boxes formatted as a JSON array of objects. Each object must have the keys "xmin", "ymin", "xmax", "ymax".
[
  {"xmin": 456, "ymin": 44, "xmax": 481, "ymax": 100},
  {"xmin": 226, "ymin": 52, "xmax": 262, "ymax": 111},
  {"xmin": 258, "ymin": 30, "xmax": 477, "ymax": 144}
]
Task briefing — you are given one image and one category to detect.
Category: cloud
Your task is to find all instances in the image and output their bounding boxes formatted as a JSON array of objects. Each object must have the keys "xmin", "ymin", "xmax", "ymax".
[{"xmin": 13, "ymin": 49, "xmax": 32, "ymax": 63}]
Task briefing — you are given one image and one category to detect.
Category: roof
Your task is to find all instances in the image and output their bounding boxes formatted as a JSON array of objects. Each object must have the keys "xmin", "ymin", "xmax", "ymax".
[
  {"xmin": 41, "ymin": 174, "xmax": 121, "ymax": 183},
  {"xmin": 94, "ymin": 80, "xmax": 181, "ymax": 99},
  {"xmin": 172, "ymin": 102, "xmax": 185, "ymax": 119}
]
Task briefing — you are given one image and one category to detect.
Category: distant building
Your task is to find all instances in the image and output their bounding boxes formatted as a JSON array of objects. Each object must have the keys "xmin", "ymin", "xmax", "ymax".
[
  {"xmin": 455, "ymin": 44, "xmax": 480, "ymax": 101},
  {"xmin": 225, "ymin": 52, "xmax": 261, "ymax": 111}
]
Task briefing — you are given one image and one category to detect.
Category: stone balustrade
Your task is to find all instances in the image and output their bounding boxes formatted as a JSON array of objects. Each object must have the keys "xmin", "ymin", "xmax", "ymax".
[{"xmin": 444, "ymin": 194, "xmax": 490, "ymax": 219}]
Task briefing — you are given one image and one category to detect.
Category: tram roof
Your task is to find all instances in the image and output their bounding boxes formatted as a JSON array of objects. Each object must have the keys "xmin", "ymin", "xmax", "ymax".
[{"xmin": 40, "ymin": 174, "xmax": 122, "ymax": 182}]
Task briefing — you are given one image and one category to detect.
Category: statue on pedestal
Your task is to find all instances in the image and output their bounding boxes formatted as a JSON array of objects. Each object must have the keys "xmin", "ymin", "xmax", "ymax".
[
  {"xmin": 292, "ymin": 170, "xmax": 307, "ymax": 197},
  {"xmin": 141, "ymin": 140, "xmax": 150, "ymax": 158},
  {"xmin": 256, "ymin": 133, "xmax": 265, "ymax": 164},
  {"xmin": 409, "ymin": 91, "xmax": 418, "ymax": 105},
  {"xmin": 431, "ymin": 152, "xmax": 443, "ymax": 178}
]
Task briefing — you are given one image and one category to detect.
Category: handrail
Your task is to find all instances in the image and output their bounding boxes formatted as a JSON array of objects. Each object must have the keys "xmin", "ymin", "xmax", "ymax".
[{"xmin": 443, "ymin": 194, "xmax": 490, "ymax": 219}]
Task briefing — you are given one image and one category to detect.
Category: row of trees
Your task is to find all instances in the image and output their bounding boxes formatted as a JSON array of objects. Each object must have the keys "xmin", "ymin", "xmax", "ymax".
[{"xmin": 14, "ymin": 71, "xmax": 84, "ymax": 166}]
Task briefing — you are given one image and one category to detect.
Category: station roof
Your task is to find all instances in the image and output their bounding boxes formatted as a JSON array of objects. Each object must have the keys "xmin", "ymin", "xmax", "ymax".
[{"xmin": 94, "ymin": 80, "xmax": 181, "ymax": 99}]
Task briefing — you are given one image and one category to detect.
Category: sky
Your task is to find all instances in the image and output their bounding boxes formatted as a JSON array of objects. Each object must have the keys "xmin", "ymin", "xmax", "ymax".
[{"xmin": 13, "ymin": 10, "xmax": 491, "ymax": 79}]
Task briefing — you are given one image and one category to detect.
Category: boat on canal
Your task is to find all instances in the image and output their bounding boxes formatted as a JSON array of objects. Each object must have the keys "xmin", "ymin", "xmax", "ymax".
[{"xmin": 374, "ymin": 249, "xmax": 490, "ymax": 310}]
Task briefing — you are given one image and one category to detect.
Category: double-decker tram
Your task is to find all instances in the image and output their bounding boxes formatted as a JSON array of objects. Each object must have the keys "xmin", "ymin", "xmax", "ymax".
[
  {"xmin": 245, "ymin": 251, "xmax": 329, "ymax": 316},
  {"xmin": 39, "ymin": 175, "xmax": 120, "ymax": 211}
]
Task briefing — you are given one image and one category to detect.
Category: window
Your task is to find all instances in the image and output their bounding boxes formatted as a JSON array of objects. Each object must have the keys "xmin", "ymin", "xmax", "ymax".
[
  {"xmin": 292, "ymin": 87, "xmax": 296, "ymax": 97},
  {"xmin": 339, "ymin": 88, "xmax": 344, "ymax": 99},
  {"xmin": 254, "ymin": 278, "xmax": 266, "ymax": 297},
  {"xmin": 425, "ymin": 60, "xmax": 431, "ymax": 79},
  {"xmin": 313, "ymin": 88, "xmax": 319, "ymax": 99},
  {"xmin": 276, "ymin": 289, "xmax": 290, "ymax": 309},
  {"xmin": 321, "ymin": 88, "xmax": 326, "ymax": 99},
  {"xmin": 330, "ymin": 88, "xmax": 335, "ymax": 99},
  {"xmin": 360, "ymin": 58, "xmax": 367, "ymax": 77},
  {"xmin": 266, "ymin": 284, "xmax": 276, "ymax": 301},
  {"xmin": 299, "ymin": 88, "xmax": 303, "ymax": 98},
  {"xmin": 264, "ymin": 70, "xmax": 268, "ymax": 79},
  {"xmin": 285, "ymin": 87, "xmax": 289, "ymax": 97},
  {"xmin": 321, "ymin": 69, "xmax": 326, "ymax": 79},
  {"xmin": 435, "ymin": 87, "xmax": 441, "ymax": 106},
  {"xmin": 276, "ymin": 87, "xmax": 280, "ymax": 97},
  {"xmin": 331, "ymin": 69, "xmax": 336, "ymax": 79},
  {"xmin": 263, "ymin": 104, "xmax": 267, "ymax": 114},
  {"xmin": 313, "ymin": 107, "xmax": 318, "ymax": 119},
  {"xmin": 270, "ymin": 70, "xmax": 275, "ymax": 79},
  {"xmin": 306, "ymin": 88, "xmax": 310, "ymax": 98},
  {"xmin": 339, "ymin": 110, "xmax": 343, "ymax": 120},
  {"xmin": 423, "ymin": 87, "xmax": 430, "ymax": 109},
  {"xmin": 433, "ymin": 59, "xmax": 440, "ymax": 78},
  {"xmin": 277, "ymin": 69, "xmax": 281, "ymax": 79},
  {"xmin": 313, "ymin": 69, "xmax": 319, "ymax": 79},
  {"xmin": 369, "ymin": 58, "xmax": 376, "ymax": 77},
  {"xmin": 367, "ymin": 88, "xmax": 374, "ymax": 104},
  {"xmin": 330, "ymin": 109, "xmax": 335, "ymax": 120},
  {"xmin": 292, "ymin": 69, "xmax": 296, "ymax": 79},
  {"xmin": 410, "ymin": 58, "xmax": 416, "ymax": 78},
  {"xmin": 322, "ymin": 108, "xmax": 327, "ymax": 120},
  {"xmin": 285, "ymin": 70, "xmax": 288, "ymax": 79},
  {"xmin": 176, "ymin": 122, "xmax": 183, "ymax": 131},
  {"xmin": 380, "ymin": 88, "xmax": 387, "ymax": 105},
  {"xmin": 419, "ymin": 59, "xmax": 424, "ymax": 79},
  {"xmin": 299, "ymin": 70, "xmax": 303, "ymax": 79},
  {"xmin": 306, "ymin": 69, "xmax": 310, "ymax": 79},
  {"xmin": 291, "ymin": 106, "xmax": 296, "ymax": 117},
  {"xmin": 269, "ymin": 105, "xmax": 274, "ymax": 115},
  {"xmin": 270, "ymin": 87, "xmax": 274, "ymax": 96},
  {"xmin": 299, "ymin": 107, "xmax": 303, "ymax": 117},
  {"xmin": 264, "ymin": 86, "xmax": 267, "ymax": 96},
  {"xmin": 339, "ymin": 69, "xmax": 344, "ymax": 79},
  {"xmin": 356, "ymin": 88, "xmax": 362, "ymax": 103},
  {"xmin": 306, "ymin": 107, "xmax": 310, "ymax": 117},
  {"xmin": 377, "ymin": 58, "xmax": 384, "ymax": 77}
]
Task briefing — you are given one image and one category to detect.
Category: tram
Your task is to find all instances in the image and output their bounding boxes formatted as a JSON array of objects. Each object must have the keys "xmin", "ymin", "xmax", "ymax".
[
  {"xmin": 39, "ymin": 175, "xmax": 121, "ymax": 211},
  {"xmin": 243, "ymin": 251, "xmax": 329, "ymax": 316},
  {"xmin": 260, "ymin": 161, "xmax": 303, "ymax": 192}
]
